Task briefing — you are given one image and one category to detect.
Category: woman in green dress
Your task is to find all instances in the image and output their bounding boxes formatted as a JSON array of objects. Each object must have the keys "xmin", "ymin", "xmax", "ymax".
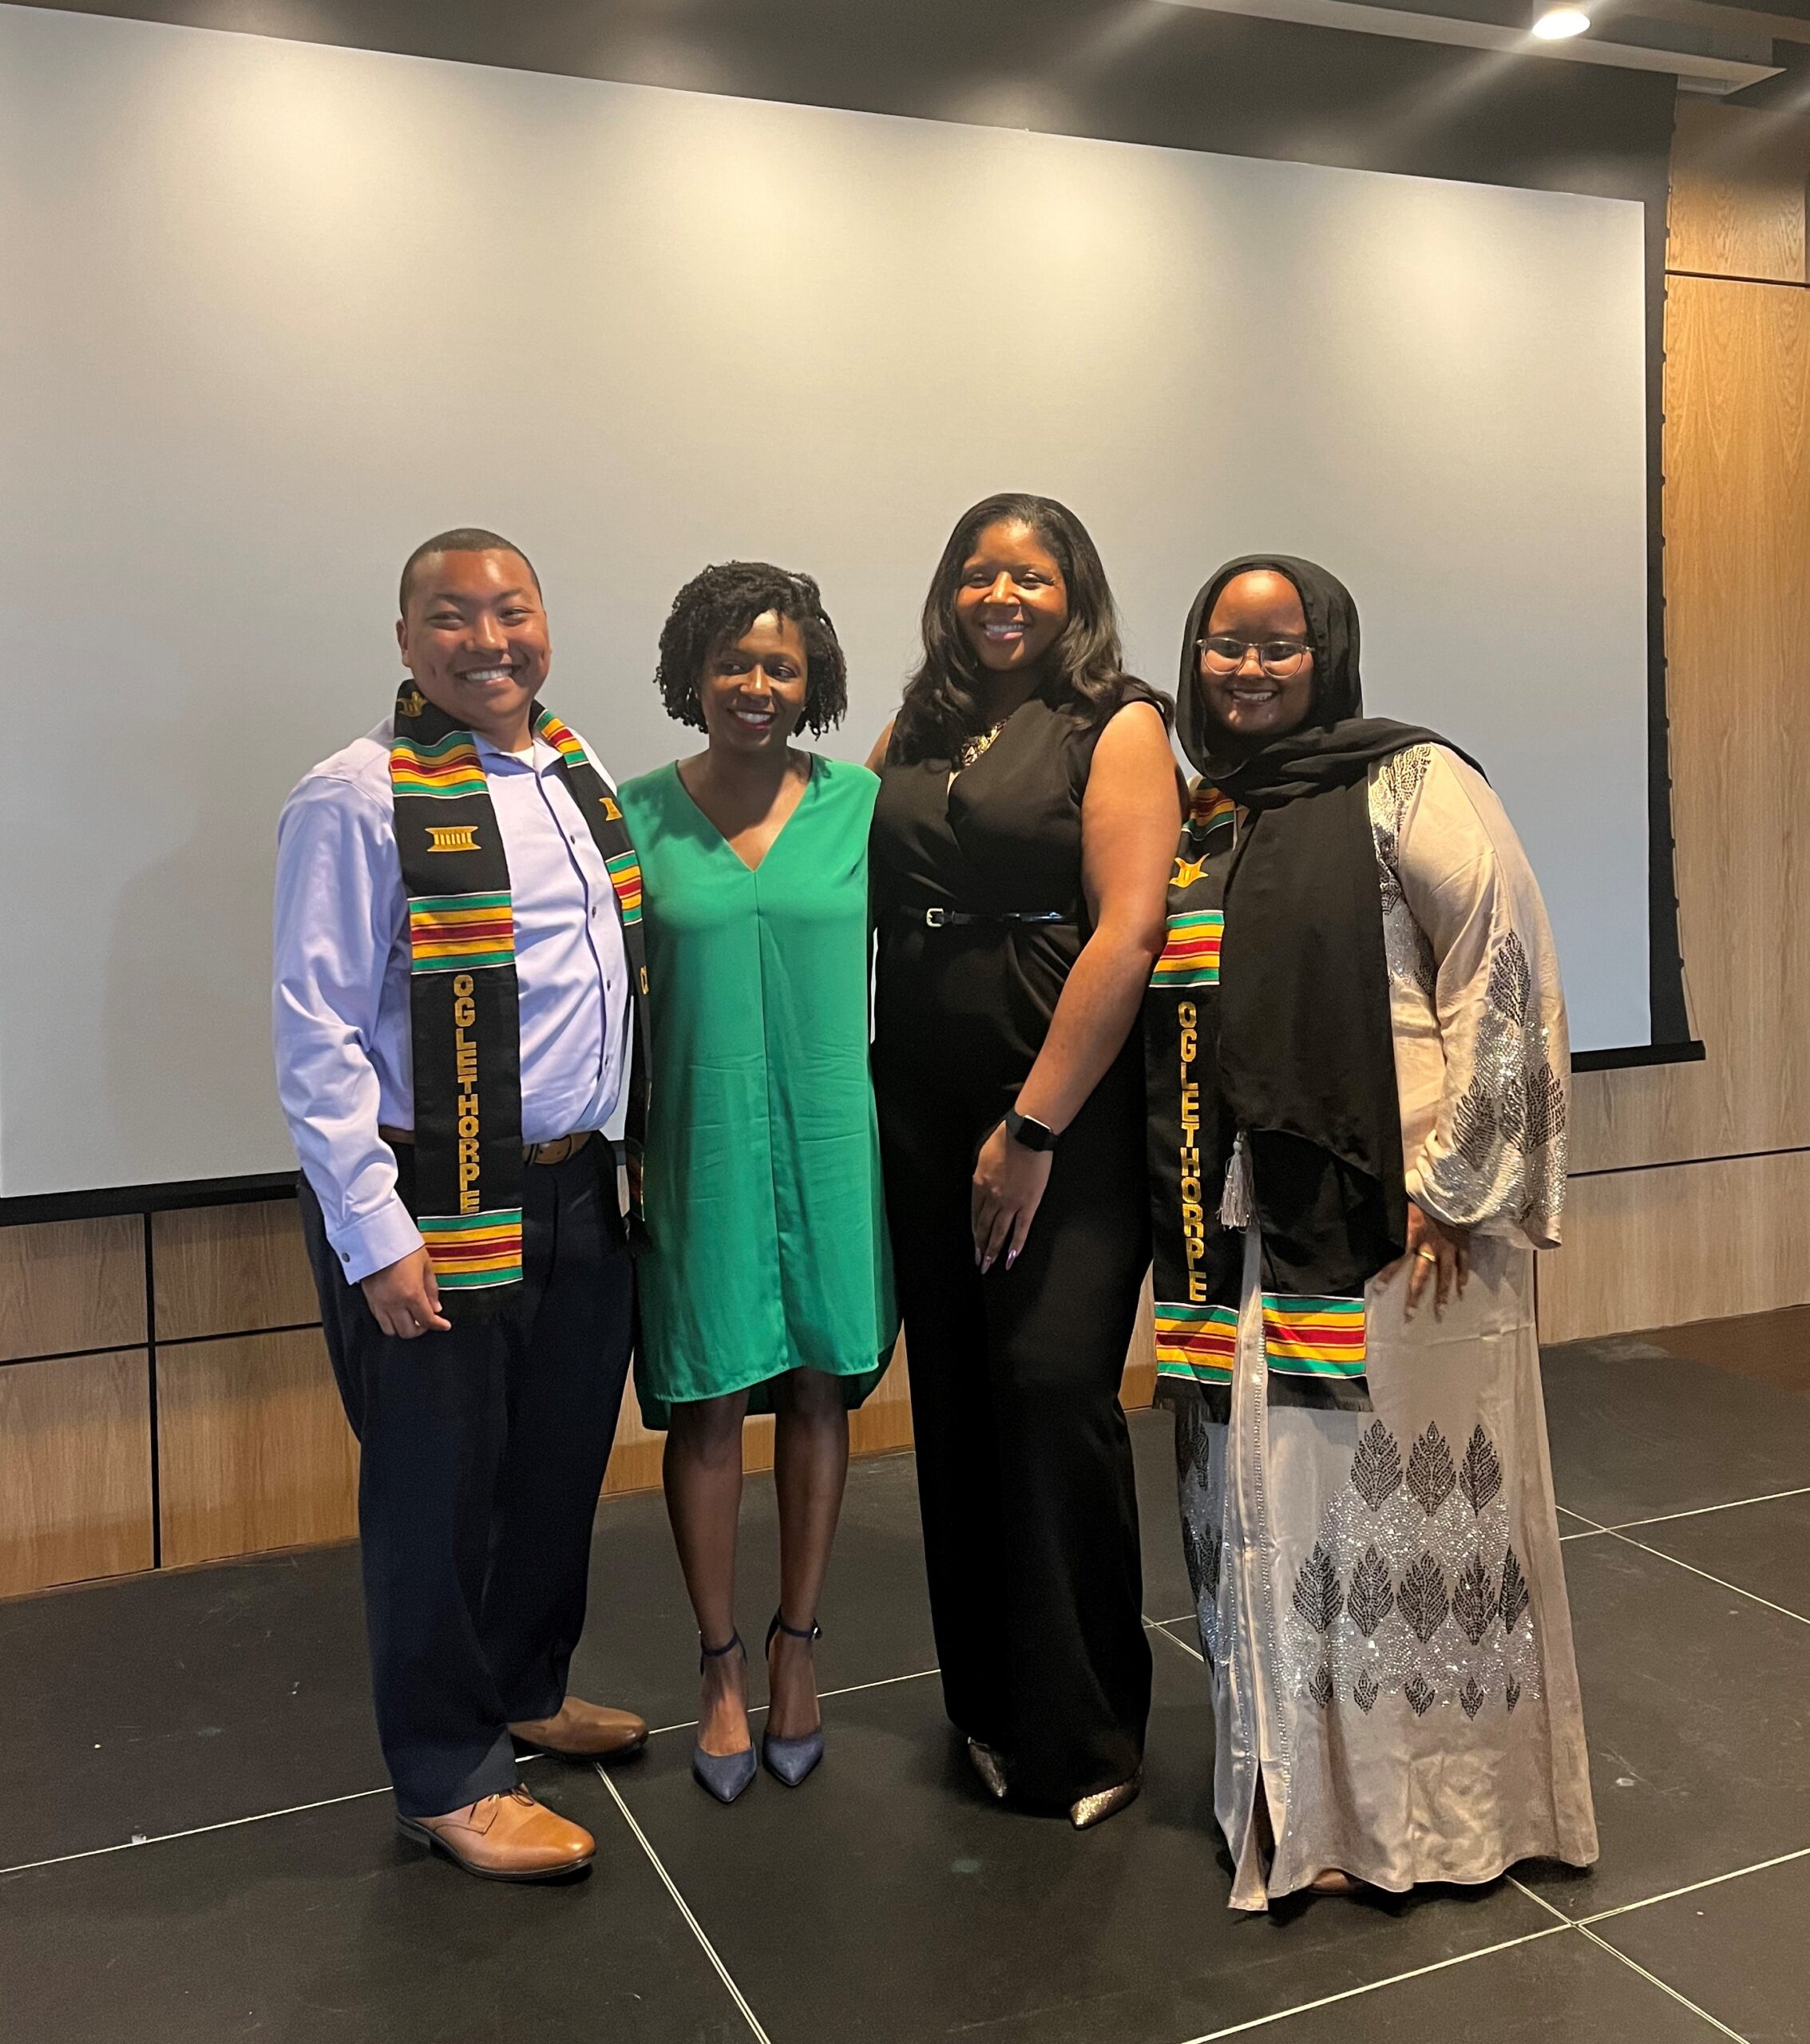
[{"xmin": 619, "ymin": 562, "xmax": 897, "ymax": 1804}]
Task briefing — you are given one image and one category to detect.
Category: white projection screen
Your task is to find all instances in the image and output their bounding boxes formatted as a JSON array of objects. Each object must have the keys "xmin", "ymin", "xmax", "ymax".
[{"xmin": 0, "ymin": 5, "xmax": 1653, "ymax": 1197}]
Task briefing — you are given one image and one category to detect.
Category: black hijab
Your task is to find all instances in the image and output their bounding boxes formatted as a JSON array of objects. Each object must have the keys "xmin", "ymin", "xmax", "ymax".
[{"xmin": 1182, "ymin": 557, "xmax": 1461, "ymax": 1293}]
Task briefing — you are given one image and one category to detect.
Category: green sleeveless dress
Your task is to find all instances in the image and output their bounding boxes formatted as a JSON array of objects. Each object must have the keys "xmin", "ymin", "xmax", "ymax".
[{"xmin": 619, "ymin": 755, "xmax": 897, "ymax": 1428}]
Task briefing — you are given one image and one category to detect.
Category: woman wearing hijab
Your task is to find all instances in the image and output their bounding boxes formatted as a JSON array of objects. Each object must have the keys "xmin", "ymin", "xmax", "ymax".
[{"xmin": 1146, "ymin": 557, "xmax": 1597, "ymax": 1907}]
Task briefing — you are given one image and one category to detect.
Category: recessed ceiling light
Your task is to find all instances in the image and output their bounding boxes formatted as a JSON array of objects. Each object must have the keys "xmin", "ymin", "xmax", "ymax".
[{"xmin": 1531, "ymin": 6, "xmax": 1592, "ymax": 37}]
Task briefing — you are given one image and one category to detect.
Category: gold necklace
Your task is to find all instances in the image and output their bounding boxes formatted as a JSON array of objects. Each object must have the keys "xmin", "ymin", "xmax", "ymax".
[{"xmin": 957, "ymin": 719, "xmax": 1009, "ymax": 771}]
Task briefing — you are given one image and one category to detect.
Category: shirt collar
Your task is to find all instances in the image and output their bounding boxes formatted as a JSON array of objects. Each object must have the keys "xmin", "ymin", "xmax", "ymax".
[{"xmin": 472, "ymin": 731, "xmax": 553, "ymax": 773}]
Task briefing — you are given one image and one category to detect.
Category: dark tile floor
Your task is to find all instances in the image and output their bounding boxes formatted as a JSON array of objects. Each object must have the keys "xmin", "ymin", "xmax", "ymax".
[{"xmin": 4, "ymin": 1311, "xmax": 1808, "ymax": 2042}]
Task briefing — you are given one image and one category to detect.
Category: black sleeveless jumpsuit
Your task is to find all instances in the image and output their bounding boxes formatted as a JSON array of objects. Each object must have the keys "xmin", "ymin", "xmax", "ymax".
[{"xmin": 870, "ymin": 685, "xmax": 1154, "ymax": 1805}]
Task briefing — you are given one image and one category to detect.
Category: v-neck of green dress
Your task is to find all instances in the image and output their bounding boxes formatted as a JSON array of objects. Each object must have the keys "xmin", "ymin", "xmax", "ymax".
[
  {"xmin": 669, "ymin": 751, "xmax": 820, "ymax": 875},
  {"xmin": 617, "ymin": 755, "xmax": 897, "ymax": 1428}
]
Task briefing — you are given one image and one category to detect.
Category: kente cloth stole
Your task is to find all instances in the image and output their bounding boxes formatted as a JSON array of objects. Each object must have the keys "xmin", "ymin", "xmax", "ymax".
[
  {"xmin": 390, "ymin": 683, "xmax": 649, "ymax": 1314},
  {"xmin": 1143, "ymin": 781, "xmax": 1368, "ymax": 1410}
]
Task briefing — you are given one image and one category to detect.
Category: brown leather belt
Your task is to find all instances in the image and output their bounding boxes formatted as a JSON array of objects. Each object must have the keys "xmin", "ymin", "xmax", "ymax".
[{"xmin": 378, "ymin": 1127, "xmax": 596, "ymax": 1168}]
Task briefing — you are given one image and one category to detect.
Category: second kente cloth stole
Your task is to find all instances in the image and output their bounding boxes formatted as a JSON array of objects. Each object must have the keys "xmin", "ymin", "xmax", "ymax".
[
  {"xmin": 1143, "ymin": 780, "xmax": 1368, "ymax": 1404},
  {"xmin": 390, "ymin": 683, "xmax": 649, "ymax": 1314}
]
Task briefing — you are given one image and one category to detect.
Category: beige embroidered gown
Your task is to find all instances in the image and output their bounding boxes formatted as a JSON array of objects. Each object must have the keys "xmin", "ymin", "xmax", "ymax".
[{"xmin": 1163, "ymin": 743, "xmax": 1599, "ymax": 1908}]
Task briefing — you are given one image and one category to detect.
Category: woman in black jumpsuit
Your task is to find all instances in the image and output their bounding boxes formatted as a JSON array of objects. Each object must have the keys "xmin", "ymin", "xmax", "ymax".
[{"xmin": 868, "ymin": 494, "xmax": 1180, "ymax": 1826}]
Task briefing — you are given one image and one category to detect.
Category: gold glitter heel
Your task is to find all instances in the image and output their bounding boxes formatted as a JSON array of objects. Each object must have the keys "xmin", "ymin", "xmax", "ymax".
[{"xmin": 1069, "ymin": 1771, "xmax": 1142, "ymax": 1831}]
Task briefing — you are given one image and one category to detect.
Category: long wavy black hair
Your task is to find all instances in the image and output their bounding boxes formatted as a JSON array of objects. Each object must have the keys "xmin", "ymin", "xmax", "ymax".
[{"xmin": 890, "ymin": 493, "xmax": 1165, "ymax": 764}]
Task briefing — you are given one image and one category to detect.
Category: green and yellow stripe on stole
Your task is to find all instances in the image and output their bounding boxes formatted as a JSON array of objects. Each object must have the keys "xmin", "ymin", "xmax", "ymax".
[
  {"xmin": 534, "ymin": 710, "xmax": 590, "ymax": 770},
  {"xmin": 390, "ymin": 731, "xmax": 489, "ymax": 798},
  {"xmin": 406, "ymin": 891, "xmax": 516, "ymax": 974},
  {"xmin": 418, "ymin": 1209, "xmax": 525, "ymax": 1290},
  {"xmin": 1151, "ymin": 909, "xmax": 1223, "ymax": 988},
  {"xmin": 1155, "ymin": 1301, "xmax": 1238, "ymax": 1384},
  {"xmin": 1261, "ymin": 1293, "xmax": 1366, "ymax": 1378},
  {"xmin": 1190, "ymin": 786, "xmax": 1236, "ymax": 834},
  {"xmin": 606, "ymin": 850, "xmax": 644, "ymax": 925}
]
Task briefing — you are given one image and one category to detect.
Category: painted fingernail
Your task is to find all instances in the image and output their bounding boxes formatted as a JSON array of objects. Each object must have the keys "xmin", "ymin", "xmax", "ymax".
[{"xmin": 1006, "ymin": 1249, "xmax": 1018, "ymax": 1269}]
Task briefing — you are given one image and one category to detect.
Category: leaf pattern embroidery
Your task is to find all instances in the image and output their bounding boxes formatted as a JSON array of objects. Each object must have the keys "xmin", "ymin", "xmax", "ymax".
[
  {"xmin": 1499, "ymin": 1548, "xmax": 1531, "ymax": 1633},
  {"xmin": 1459, "ymin": 1426, "xmax": 1504, "ymax": 1515},
  {"xmin": 1349, "ymin": 1420, "xmax": 1404, "ymax": 1511},
  {"xmin": 1348, "ymin": 1547, "xmax": 1396, "ymax": 1637},
  {"xmin": 1487, "ymin": 931, "xmax": 1531, "ymax": 1028},
  {"xmin": 1453, "ymin": 1555, "xmax": 1497, "ymax": 1646},
  {"xmin": 1398, "ymin": 1554, "xmax": 1449, "ymax": 1642},
  {"xmin": 1452, "ymin": 1078, "xmax": 1500, "ymax": 1173},
  {"xmin": 1292, "ymin": 1539, "xmax": 1345, "ymax": 1634},
  {"xmin": 1406, "ymin": 1424, "xmax": 1456, "ymax": 1517},
  {"xmin": 1519, "ymin": 1064, "xmax": 1567, "ymax": 1152},
  {"xmin": 1270, "ymin": 1410, "xmax": 1547, "ymax": 1719}
]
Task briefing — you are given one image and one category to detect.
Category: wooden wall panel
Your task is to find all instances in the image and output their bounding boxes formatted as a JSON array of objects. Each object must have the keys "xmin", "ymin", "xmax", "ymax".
[
  {"xmin": 1539, "ymin": 1150, "xmax": 1810, "ymax": 1345},
  {"xmin": 0, "ymin": 1216, "xmax": 145, "ymax": 1363},
  {"xmin": 152, "ymin": 1199, "xmax": 319, "ymax": 1341},
  {"xmin": 1546, "ymin": 105, "xmax": 1810, "ymax": 1341},
  {"xmin": 0, "ymin": 1352, "xmax": 153, "ymax": 1594},
  {"xmin": 1668, "ymin": 99, "xmax": 1810, "ymax": 284},
  {"xmin": 1571, "ymin": 273, "xmax": 1810, "ymax": 1177},
  {"xmin": 156, "ymin": 1329, "xmax": 358, "ymax": 1567}
]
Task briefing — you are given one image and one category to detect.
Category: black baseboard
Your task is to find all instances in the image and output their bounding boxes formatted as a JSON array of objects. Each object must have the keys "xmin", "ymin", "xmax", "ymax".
[{"xmin": 0, "ymin": 1171, "xmax": 297, "ymax": 1229}]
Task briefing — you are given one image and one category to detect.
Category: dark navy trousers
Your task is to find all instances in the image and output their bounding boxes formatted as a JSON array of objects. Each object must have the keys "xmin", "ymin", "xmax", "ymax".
[{"xmin": 299, "ymin": 1143, "xmax": 633, "ymax": 1818}]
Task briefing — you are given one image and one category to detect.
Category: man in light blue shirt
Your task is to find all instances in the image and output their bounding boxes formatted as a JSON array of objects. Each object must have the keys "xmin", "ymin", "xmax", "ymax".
[{"xmin": 275, "ymin": 529, "xmax": 644, "ymax": 1881}]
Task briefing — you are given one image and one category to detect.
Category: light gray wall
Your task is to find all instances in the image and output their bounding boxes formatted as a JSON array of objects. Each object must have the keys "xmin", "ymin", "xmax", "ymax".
[{"xmin": 0, "ymin": 6, "xmax": 1650, "ymax": 1194}]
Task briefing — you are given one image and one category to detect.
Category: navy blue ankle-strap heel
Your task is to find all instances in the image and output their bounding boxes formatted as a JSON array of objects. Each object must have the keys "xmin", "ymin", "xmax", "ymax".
[
  {"xmin": 691, "ymin": 1632, "xmax": 757, "ymax": 1805},
  {"xmin": 761, "ymin": 1612, "xmax": 825, "ymax": 1788}
]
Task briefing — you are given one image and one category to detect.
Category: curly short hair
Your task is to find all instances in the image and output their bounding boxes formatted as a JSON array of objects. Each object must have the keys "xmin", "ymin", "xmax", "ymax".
[{"xmin": 654, "ymin": 561, "xmax": 849, "ymax": 737}]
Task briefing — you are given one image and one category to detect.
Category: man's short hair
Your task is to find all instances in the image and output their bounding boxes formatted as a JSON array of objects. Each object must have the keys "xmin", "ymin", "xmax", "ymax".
[{"xmin": 399, "ymin": 528, "xmax": 541, "ymax": 616}]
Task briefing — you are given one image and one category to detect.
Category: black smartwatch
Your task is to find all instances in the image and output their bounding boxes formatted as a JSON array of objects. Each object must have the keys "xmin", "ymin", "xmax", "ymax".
[{"xmin": 1004, "ymin": 1107, "xmax": 1057, "ymax": 1153}]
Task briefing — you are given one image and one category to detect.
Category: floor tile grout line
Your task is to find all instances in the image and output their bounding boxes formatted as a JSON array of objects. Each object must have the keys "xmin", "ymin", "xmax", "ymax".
[
  {"xmin": 1507, "ymin": 1874, "xmax": 1574, "ymax": 1925},
  {"xmin": 593, "ymin": 1766, "xmax": 774, "ymax": 2044},
  {"xmin": 0, "ymin": 1782, "xmax": 397, "ymax": 1879},
  {"xmin": 1601, "ymin": 1483, "xmax": 1810, "ymax": 1532},
  {"xmin": 644, "ymin": 1663, "xmax": 942, "ymax": 1739},
  {"xmin": 1576, "ymin": 1924, "xmax": 1751, "ymax": 2042},
  {"xmin": 1578, "ymin": 1843, "xmax": 1810, "ymax": 1927},
  {"xmin": 1147, "ymin": 1613, "xmax": 1205, "ymax": 1663},
  {"xmin": 1174, "ymin": 1923, "xmax": 1574, "ymax": 2042},
  {"xmin": 1604, "ymin": 1529, "xmax": 1810, "ymax": 1626}
]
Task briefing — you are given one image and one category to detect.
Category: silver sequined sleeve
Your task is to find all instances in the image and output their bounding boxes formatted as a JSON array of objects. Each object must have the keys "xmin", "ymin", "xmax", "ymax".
[{"xmin": 1370, "ymin": 747, "xmax": 1568, "ymax": 1246}]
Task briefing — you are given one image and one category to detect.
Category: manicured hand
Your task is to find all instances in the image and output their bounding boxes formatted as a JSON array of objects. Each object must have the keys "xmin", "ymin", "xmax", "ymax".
[
  {"xmin": 1382, "ymin": 1201, "xmax": 1471, "ymax": 1321},
  {"xmin": 971, "ymin": 1121, "xmax": 1054, "ymax": 1275},
  {"xmin": 362, "ymin": 1247, "xmax": 451, "ymax": 1338}
]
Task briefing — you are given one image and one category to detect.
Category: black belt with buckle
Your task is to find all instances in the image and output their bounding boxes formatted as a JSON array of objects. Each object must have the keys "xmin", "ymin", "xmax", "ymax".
[{"xmin": 909, "ymin": 907, "xmax": 1069, "ymax": 929}]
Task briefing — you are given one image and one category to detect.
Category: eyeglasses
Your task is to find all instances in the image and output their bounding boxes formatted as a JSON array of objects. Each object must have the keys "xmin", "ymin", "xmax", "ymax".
[{"xmin": 1198, "ymin": 635, "xmax": 1313, "ymax": 679}]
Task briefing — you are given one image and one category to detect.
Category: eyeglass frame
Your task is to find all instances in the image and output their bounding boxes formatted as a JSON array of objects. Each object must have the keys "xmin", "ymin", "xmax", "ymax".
[{"xmin": 1196, "ymin": 634, "xmax": 1314, "ymax": 680}]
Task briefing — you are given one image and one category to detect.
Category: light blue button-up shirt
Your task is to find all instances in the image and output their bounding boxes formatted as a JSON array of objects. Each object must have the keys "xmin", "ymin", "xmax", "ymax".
[{"xmin": 273, "ymin": 719, "xmax": 631, "ymax": 1283}]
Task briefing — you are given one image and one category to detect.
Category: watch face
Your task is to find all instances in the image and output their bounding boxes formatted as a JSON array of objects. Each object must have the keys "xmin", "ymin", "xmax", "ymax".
[{"xmin": 1008, "ymin": 1111, "xmax": 1055, "ymax": 1151}]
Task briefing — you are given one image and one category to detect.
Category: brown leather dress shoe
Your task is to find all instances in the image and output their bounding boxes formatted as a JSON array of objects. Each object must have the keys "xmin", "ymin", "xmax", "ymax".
[
  {"xmin": 509, "ymin": 1695, "xmax": 649, "ymax": 1762},
  {"xmin": 397, "ymin": 1786, "xmax": 594, "ymax": 1881}
]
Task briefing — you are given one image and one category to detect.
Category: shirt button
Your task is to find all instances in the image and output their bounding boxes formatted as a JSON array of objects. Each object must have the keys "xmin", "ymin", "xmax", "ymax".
[{"xmin": 340, "ymin": 1250, "xmax": 351, "ymax": 1263}]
